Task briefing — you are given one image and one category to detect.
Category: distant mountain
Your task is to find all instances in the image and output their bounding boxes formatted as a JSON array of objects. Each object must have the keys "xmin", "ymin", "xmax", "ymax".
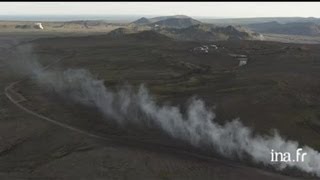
[
  {"xmin": 151, "ymin": 17, "xmax": 201, "ymax": 29},
  {"xmin": 246, "ymin": 21, "xmax": 280, "ymax": 31},
  {"xmin": 247, "ymin": 21, "xmax": 320, "ymax": 36},
  {"xmin": 125, "ymin": 15, "xmax": 264, "ymax": 41},
  {"xmin": 132, "ymin": 17, "xmax": 150, "ymax": 25},
  {"xmin": 15, "ymin": 23, "xmax": 44, "ymax": 30},
  {"xmin": 200, "ymin": 17, "xmax": 320, "ymax": 25},
  {"xmin": 109, "ymin": 23, "xmax": 263, "ymax": 42},
  {"xmin": 15, "ymin": 24, "xmax": 33, "ymax": 29},
  {"xmin": 148, "ymin": 15, "xmax": 191, "ymax": 23},
  {"xmin": 131, "ymin": 15, "xmax": 201, "ymax": 29}
]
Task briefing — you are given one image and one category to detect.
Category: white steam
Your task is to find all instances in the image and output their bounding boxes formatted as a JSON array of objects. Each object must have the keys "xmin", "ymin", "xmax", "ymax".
[
  {"xmin": 32, "ymin": 68, "xmax": 320, "ymax": 177},
  {"xmin": 11, "ymin": 46, "xmax": 320, "ymax": 177}
]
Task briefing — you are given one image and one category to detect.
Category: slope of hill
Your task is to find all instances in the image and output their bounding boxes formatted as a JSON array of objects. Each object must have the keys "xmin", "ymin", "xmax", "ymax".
[
  {"xmin": 126, "ymin": 30, "xmax": 172, "ymax": 41},
  {"xmin": 107, "ymin": 27, "xmax": 135, "ymax": 37},
  {"xmin": 156, "ymin": 24, "xmax": 263, "ymax": 41},
  {"xmin": 132, "ymin": 17, "xmax": 150, "ymax": 25},
  {"xmin": 247, "ymin": 21, "xmax": 320, "ymax": 36}
]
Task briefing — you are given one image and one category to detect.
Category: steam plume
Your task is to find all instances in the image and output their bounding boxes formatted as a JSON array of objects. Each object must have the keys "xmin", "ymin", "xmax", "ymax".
[{"xmin": 10, "ymin": 45, "xmax": 320, "ymax": 177}]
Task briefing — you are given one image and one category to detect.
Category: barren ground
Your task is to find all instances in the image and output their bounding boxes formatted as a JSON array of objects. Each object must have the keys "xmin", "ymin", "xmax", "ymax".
[{"xmin": 0, "ymin": 32, "xmax": 319, "ymax": 179}]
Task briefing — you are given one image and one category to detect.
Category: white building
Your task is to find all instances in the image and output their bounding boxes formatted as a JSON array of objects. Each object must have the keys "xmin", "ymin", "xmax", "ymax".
[{"xmin": 34, "ymin": 23, "xmax": 44, "ymax": 30}]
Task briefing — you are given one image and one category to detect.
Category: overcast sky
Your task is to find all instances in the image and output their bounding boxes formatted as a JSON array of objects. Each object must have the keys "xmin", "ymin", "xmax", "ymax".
[{"xmin": 0, "ymin": 2, "xmax": 320, "ymax": 18}]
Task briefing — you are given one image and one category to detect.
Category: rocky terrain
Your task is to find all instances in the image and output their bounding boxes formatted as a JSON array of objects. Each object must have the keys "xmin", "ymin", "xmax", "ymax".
[{"xmin": 1, "ymin": 14, "xmax": 320, "ymax": 179}]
